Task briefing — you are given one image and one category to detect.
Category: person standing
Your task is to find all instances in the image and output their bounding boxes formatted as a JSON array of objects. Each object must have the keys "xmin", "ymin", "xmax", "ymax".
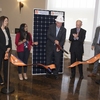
[
  {"xmin": 88, "ymin": 26, "xmax": 100, "ymax": 77},
  {"xmin": 69, "ymin": 20, "xmax": 86, "ymax": 79},
  {"xmin": 46, "ymin": 15, "xmax": 66, "ymax": 79},
  {"xmin": 0, "ymin": 16, "xmax": 12, "ymax": 85},
  {"xmin": 15, "ymin": 23, "xmax": 38, "ymax": 80}
]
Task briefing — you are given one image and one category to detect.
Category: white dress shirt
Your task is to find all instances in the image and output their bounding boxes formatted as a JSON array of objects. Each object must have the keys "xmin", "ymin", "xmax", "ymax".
[
  {"xmin": 3, "ymin": 29, "xmax": 9, "ymax": 46},
  {"xmin": 56, "ymin": 26, "xmax": 60, "ymax": 37}
]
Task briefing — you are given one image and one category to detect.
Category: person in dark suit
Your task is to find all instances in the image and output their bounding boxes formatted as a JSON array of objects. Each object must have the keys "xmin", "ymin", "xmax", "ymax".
[
  {"xmin": 87, "ymin": 26, "xmax": 100, "ymax": 84},
  {"xmin": 46, "ymin": 15, "xmax": 66, "ymax": 79},
  {"xmin": 69, "ymin": 20, "xmax": 86, "ymax": 79},
  {"xmin": 0, "ymin": 16, "xmax": 12, "ymax": 85},
  {"xmin": 88, "ymin": 26, "xmax": 100, "ymax": 78}
]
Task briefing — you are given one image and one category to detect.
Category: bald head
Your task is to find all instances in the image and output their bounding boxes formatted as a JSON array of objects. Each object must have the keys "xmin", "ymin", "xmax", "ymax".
[{"xmin": 76, "ymin": 20, "xmax": 82, "ymax": 28}]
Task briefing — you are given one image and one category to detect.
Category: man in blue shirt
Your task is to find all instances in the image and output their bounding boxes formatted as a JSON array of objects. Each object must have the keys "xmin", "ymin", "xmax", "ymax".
[{"xmin": 46, "ymin": 15, "xmax": 66, "ymax": 79}]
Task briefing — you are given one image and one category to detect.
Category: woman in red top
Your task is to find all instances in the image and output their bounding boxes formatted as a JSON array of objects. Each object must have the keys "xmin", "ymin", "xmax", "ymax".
[{"xmin": 15, "ymin": 23, "xmax": 38, "ymax": 80}]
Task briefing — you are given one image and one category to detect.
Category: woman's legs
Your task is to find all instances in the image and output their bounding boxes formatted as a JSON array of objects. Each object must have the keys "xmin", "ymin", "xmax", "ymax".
[
  {"xmin": 17, "ymin": 52, "xmax": 24, "ymax": 73},
  {"xmin": 23, "ymin": 48, "xmax": 30, "ymax": 79},
  {"xmin": 17, "ymin": 52, "xmax": 24, "ymax": 80},
  {"xmin": 17, "ymin": 49, "xmax": 30, "ymax": 80},
  {"xmin": 23, "ymin": 48, "xmax": 30, "ymax": 73}
]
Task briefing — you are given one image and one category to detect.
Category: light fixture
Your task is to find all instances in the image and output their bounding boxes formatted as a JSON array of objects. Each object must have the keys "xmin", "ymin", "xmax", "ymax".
[{"xmin": 17, "ymin": 0, "xmax": 24, "ymax": 13}]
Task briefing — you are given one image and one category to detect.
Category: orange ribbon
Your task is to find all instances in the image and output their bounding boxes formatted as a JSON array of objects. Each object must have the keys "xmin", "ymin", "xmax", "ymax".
[
  {"xmin": 68, "ymin": 53, "xmax": 100, "ymax": 68},
  {"xmin": 10, "ymin": 54, "xmax": 55, "ymax": 69},
  {"xmin": 4, "ymin": 53, "xmax": 56, "ymax": 71}
]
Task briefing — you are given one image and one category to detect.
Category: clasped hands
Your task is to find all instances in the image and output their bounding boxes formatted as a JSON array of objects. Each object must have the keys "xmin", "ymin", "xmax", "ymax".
[
  {"xmin": 73, "ymin": 33, "xmax": 79, "ymax": 39},
  {"xmin": 55, "ymin": 40, "xmax": 60, "ymax": 52}
]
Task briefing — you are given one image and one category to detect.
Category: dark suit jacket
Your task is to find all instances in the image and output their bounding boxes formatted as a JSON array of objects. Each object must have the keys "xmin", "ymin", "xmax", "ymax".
[
  {"xmin": 92, "ymin": 26, "xmax": 100, "ymax": 47},
  {"xmin": 46, "ymin": 24, "xmax": 66, "ymax": 52},
  {"xmin": 0, "ymin": 27, "xmax": 12, "ymax": 52},
  {"xmin": 69, "ymin": 28, "xmax": 86, "ymax": 53}
]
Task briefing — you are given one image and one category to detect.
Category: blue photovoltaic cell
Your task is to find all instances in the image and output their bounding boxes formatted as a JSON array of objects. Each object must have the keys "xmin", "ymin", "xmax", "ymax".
[{"xmin": 32, "ymin": 9, "xmax": 65, "ymax": 74}]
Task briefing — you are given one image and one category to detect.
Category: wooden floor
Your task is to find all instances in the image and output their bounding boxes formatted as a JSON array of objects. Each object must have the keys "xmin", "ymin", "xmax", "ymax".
[{"xmin": 0, "ymin": 52, "xmax": 100, "ymax": 100}]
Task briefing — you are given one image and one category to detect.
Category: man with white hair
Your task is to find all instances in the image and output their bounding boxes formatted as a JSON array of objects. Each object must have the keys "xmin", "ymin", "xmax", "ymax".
[
  {"xmin": 46, "ymin": 15, "xmax": 66, "ymax": 79},
  {"xmin": 69, "ymin": 20, "xmax": 86, "ymax": 79}
]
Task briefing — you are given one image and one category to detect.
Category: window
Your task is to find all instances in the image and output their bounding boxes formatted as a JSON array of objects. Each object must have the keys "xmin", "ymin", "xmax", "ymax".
[{"xmin": 47, "ymin": 0, "xmax": 96, "ymax": 41}]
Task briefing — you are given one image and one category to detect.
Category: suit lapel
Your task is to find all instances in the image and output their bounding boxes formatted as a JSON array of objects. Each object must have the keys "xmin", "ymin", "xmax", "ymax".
[
  {"xmin": 53, "ymin": 24, "xmax": 56, "ymax": 38},
  {"xmin": 0, "ymin": 28, "xmax": 6, "ymax": 41},
  {"xmin": 97, "ymin": 27, "xmax": 100, "ymax": 37}
]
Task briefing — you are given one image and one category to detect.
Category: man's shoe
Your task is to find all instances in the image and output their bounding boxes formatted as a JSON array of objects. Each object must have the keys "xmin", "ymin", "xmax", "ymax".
[
  {"xmin": 79, "ymin": 76, "xmax": 84, "ymax": 79},
  {"xmin": 45, "ymin": 73, "xmax": 51, "ymax": 78},
  {"xmin": 45, "ymin": 75, "xmax": 49, "ymax": 78},
  {"xmin": 54, "ymin": 75, "xmax": 59, "ymax": 79},
  {"xmin": 95, "ymin": 80, "xmax": 100, "ymax": 84},
  {"xmin": 70, "ymin": 75, "xmax": 75, "ymax": 79},
  {"xmin": 88, "ymin": 73, "xmax": 96, "ymax": 77}
]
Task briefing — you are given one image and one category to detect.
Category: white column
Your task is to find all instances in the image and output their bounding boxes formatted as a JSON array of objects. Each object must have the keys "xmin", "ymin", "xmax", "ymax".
[
  {"xmin": 92, "ymin": 0, "xmax": 100, "ymax": 39},
  {"xmin": 90, "ymin": 0, "xmax": 100, "ymax": 57}
]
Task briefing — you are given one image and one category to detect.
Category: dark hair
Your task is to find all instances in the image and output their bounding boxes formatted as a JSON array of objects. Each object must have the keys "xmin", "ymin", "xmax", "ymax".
[
  {"xmin": 19, "ymin": 23, "xmax": 30, "ymax": 41},
  {"xmin": 0, "ymin": 16, "xmax": 8, "ymax": 27}
]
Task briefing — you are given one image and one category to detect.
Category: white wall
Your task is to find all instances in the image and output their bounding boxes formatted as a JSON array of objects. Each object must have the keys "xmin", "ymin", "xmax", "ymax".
[
  {"xmin": 11, "ymin": 34, "xmax": 16, "ymax": 50},
  {"xmin": 0, "ymin": 0, "xmax": 46, "ymax": 34}
]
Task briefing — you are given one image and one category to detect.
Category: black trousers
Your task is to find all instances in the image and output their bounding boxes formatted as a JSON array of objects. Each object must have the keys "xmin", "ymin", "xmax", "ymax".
[
  {"xmin": 46, "ymin": 47, "xmax": 62, "ymax": 75},
  {"xmin": 70, "ymin": 51, "xmax": 83, "ymax": 77},
  {"xmin": 0, "ymin": 50, "xmax": 8, "ymax": 83},
  {"xmin": 17, "ymin": 48, "xmax": 30, "ymax": 74}
]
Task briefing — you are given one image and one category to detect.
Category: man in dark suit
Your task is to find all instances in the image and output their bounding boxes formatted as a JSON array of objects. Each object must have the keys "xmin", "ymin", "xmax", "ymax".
[
  {"xmin": 69, "ymin": 20, "xmax": 86, "ymax": 79},
  {"xmin": 88, "ymin": 26, "xmax": 100, "ymax": 80},
  {"xmin": 46, "ymin": 15, "xmax": 66, "ymax": 79}
]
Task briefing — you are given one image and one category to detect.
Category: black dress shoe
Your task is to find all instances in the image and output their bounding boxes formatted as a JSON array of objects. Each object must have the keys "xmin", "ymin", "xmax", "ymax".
[
  {"xmin": 79, "ymin": 76, "xmax": 84, "ymax": 79},
  {"xmin": 54, "ymin": 75, "xmax": 59, "ymax": 79},
  {"xmin": 45, "ymin": 75, "xmax": 49, "ymax": 78},
  {"xmin": 95, "ymin": 80, "xmax": 100, "ymax": 84},
  {"xmin": 70, "ymin": 75, "xmax": 75, "ymax": 79},
  {"xmin": 45, "ymin": 72, "xmax": 51, "ymax": 78}
]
